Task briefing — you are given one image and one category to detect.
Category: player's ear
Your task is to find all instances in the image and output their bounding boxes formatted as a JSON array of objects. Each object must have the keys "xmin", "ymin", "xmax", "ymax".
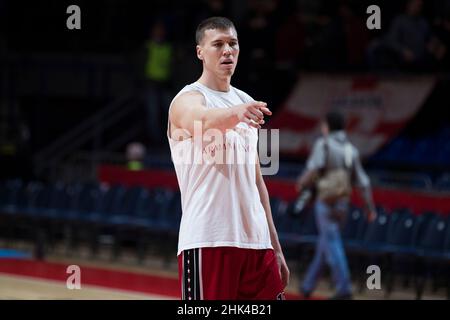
[{"xmin": 196, "ymin": 45, "xmax": 203, "ymax": 61}]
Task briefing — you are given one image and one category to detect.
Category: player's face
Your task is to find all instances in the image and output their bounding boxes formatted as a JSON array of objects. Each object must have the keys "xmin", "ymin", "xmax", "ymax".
[{"xmin": 197, "ymin": 28, "xmax": 239, "ymax": 78}]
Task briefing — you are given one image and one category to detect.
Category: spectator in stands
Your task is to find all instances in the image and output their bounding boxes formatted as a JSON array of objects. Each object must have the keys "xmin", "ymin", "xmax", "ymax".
[
  {"xmin": 273, "ymin": 2, "xmax": 305, "ymax": 105},
  {"xmin": 368, "ymin": 0, "xmax": 441, "ymax": 71},
  {"xmin": 195, "ymin": 0, "xmax": 230, "ymax": 25},
  {"xmin": 338, "ymin": 1, "xmax": 370, "ymax": 70},
  {"xmin": 126, "ymin": 142, "xmax": 146, "ymax": 171},
  {"xmin": 295, "ymin": 111, "xmax": 377, "ymax": 299},
  {"xmin": 305, "ymin": 3, "xmax": 346, "ymax": 71},
  {"xmin": 142, "ymin": 20, "xmax": 174, "ymax": 147},
  {"xmin": 239, "ymin": 0, "xmax": 279, "ymax": 109},
  {"xmin": 431, "ymin": 8, "xmax": 450, "ymax": 70},
  {"xmin": 275, "ymin": 2, "xmax": 305, "ymax": 72}
]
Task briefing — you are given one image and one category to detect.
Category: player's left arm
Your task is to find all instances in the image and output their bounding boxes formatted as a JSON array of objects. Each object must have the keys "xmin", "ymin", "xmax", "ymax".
[{"xmin": 255, "ymin": 154, "xmax": 290, "ymax": 288}]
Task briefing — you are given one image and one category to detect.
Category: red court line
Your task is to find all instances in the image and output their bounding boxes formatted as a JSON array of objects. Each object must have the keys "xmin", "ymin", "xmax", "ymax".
[{"xmin": 0, "ymin": 258, "xmax": 304, "ymax": 300}]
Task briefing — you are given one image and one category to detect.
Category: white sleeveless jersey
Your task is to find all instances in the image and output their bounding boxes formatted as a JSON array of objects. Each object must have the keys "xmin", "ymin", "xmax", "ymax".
[{"xmin": 167, "ymin": 82, "xmax": 272, "ymax": 256}]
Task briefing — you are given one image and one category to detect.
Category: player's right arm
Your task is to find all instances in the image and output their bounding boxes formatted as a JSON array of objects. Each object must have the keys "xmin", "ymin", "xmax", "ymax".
[{"xmin": 169, "ymin": 91, "xmax": 272, "ymax": 137}]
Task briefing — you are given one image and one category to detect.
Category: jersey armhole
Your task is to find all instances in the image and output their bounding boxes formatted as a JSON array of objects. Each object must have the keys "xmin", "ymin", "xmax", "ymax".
[{"xmin": 167, "ymin": 89, "xmax": 208, "ymax": 141}]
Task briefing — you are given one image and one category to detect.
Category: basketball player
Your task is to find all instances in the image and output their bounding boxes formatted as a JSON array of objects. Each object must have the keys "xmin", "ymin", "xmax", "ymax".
[{"xmin": 167, "ymin": 17, "xmax": 289, "ymax": 300}]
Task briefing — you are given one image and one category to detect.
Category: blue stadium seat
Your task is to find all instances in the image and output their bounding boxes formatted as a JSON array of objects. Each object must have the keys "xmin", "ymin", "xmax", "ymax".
[
  {"xmin": 384, "ymin": 209, "xmax": 417, "ymax": 255},
  {"xmin": 413, "ymin": 213, "xmax": 449, "ymax": 299},
  {"xmin": 0, "ymin": 179, "xmax": 24, "ymax": 215},
  {"xmin": 62, "ymin": 182, "xmax": 102, "ymax": 252},
  {"xmin": 342, "ymin": 206, "xmax": 367, "ymax": 250},
  {"xmin": 415, "ymin": 214, "xmax": 448, "ymax": 258},
  {"xmin": 0, "ymin": 180, "xmax": 25, "ymax": 243},
  {"xmin": 442, "ymin": 218, "xmax": 450, "ymax": 261},
  {"xmin": 383, "ymin": 211, "xmax": 436, "ymax": 297},
  {"xmin": 273, "ymin": 199, "xmax": 299, "ymax": 244},
  {"xmin": 270, "ymin": 197, "xmax": 284, "ymax": 217},
  {"xmin": 130, "ymin": 189, "xmax": 154, "ymax": 229},
  {"xmin": 275, "ymin": 199, "xmax": 317, "ymax": 246},
  {"xmin": 106, "ymin": 186, "xmax": 147, "ymax": 226},
  {"xmin": 435, "ymin": 174, "xmax": 450, "ymax": 191},
  {"xmin": 25, "ymin": 183, "xmax": 51, "ymax": 218},
  {"xmin": 296, "ymin": 207, "xmax": 318, "ymax": 245},
  {"xmin": 64, "ymin": 182, "xmax": 101, "ymax": 221},
  {"xmin": 362, "ymin": 206, "xmax": 391, "ymax": 252},
  {"xmin": 42, "ymin": 182, "xmax": 73, "ymax": 220},
  {"xmin": 166, "ymin": 191, "xmax": 182, "ymax": 234},
  {"xmin": 148, "ymin": 188, "xmax": 175, "ymax": 232},
  {"xmin": 85, "ymin": 184, "xmax": 126, "ymax": 224}
]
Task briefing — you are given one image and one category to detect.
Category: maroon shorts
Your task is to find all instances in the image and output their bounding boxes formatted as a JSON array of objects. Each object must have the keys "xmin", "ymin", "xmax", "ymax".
[{"xmin": 178, "ymin": 247, "xmax": 285, "ymax": 300}]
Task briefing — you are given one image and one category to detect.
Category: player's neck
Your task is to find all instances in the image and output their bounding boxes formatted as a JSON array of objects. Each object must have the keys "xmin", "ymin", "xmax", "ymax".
[{"xmin": 198, "ymin": 73, "xmax": 231, "ymax": 92}]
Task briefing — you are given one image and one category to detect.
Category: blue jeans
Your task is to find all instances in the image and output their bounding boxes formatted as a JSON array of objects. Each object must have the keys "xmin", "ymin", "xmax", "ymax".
[{"xmin": 301, "ymin": 199, "xmax": 352, "ymax": 296}]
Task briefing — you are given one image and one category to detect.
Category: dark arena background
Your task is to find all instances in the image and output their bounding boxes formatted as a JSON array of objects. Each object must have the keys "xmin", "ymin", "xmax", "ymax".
[{"xmin": 1, "ymin": 0, "xmax": 450, "ymax": 305}]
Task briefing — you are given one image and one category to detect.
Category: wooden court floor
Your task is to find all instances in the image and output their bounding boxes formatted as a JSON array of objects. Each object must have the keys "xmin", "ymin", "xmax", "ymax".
[{"xmin": 0, "ymin": 241, "xmax": 447, "ymax": 300}]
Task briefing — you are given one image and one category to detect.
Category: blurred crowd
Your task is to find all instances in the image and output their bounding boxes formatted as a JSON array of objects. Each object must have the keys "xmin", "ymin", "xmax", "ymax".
[
  {"xmin": 3, "ymin": 0, "xmax": 450, "ymax": 177},
  {"xmin": 3, "ymin": 0, "xmax": 450, "ymax": 110},
  {"xmin": 6, "ymin": 0, "xmax": 450, "ymax": 73}
]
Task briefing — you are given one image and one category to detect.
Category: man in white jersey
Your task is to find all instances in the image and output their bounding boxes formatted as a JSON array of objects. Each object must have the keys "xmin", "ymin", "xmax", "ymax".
[{"xmin": 167, "ymin": 17, "xmax": 289, "ymax": 300}]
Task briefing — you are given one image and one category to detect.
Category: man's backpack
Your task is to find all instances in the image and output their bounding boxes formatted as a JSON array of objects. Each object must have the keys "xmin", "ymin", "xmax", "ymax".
[{"xmin": 316, "ymin": 141, "xmax": 353, "ymax": 204}]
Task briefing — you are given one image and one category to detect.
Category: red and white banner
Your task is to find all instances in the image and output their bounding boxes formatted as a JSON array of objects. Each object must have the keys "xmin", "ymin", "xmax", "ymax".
[{"xmin": 269, "ymin": 74, "xmax": 436, "ymax": 158}]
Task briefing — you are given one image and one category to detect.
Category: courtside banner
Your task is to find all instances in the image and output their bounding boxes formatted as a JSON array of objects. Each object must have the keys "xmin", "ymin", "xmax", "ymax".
[{"xmin": 269, "ymin": 74, "xmax": 436, "ymax": 158}]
